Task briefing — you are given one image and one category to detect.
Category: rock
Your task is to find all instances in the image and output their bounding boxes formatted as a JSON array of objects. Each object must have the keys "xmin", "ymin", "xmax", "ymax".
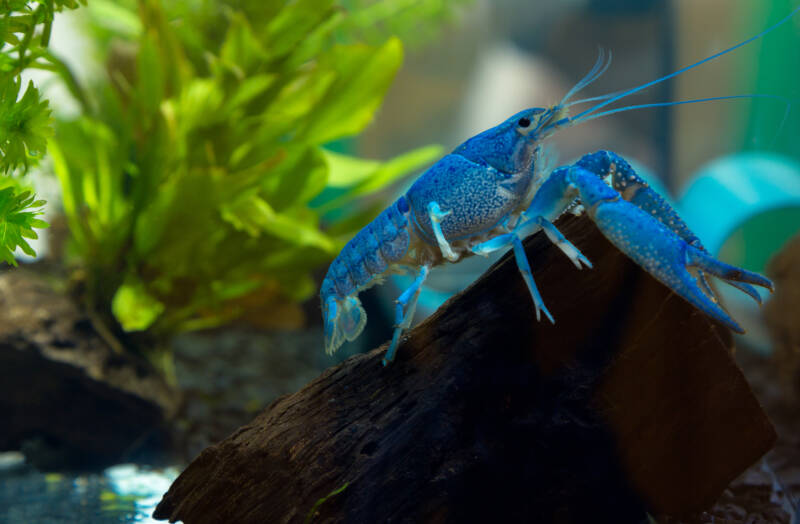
[{"xmin": 154, "ymin": 215, "xmax": 775, "ymax": 523}]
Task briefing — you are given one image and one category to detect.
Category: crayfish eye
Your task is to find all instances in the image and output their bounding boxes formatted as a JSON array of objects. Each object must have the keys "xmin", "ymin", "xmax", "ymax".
[{"xmin": 517, "ymin": 117, "xmax": 531, "ymax": 128}]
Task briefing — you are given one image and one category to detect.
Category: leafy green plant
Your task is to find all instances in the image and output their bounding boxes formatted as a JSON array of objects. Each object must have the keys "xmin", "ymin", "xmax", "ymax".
[
  {"xmin": 0, "ymin": 77, "xmax": 50, "ymax": 173},
  {"xmin": 0, "ymin": 182, "xmax": 47, "ymax": 265},
  {"xmin": 49, "ymin": 0, "xmax": 455, "ymax": 371},
  {"xmin": 0, "ymin": 1, "xmax": 83, "ymax": 263},
  {"xmin": 338, "ymin": 0, "xmax": 468, "ymax": 47}
]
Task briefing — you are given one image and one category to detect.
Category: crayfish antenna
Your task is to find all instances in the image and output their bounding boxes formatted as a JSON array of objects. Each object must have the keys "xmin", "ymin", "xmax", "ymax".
[
  {"xmin": 568, "ymin": 5, "xmax": 800, "ymax": 124},
  {"xmin": 560, "ymin": 47, "xmax": 613, "ymax": 105}
]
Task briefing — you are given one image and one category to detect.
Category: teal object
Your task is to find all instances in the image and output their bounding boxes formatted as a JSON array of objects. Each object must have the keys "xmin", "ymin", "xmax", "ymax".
[
  {"xmin": 678, "ymin": 152, "xmax": 800, "ymax": 261},
  {"xmin": 678, "ymin": 152, "xmax": 800, "ymax": 353},
  {"xmin": 743, "ymin": 1, "xmax": 800, "ymax": 165}
]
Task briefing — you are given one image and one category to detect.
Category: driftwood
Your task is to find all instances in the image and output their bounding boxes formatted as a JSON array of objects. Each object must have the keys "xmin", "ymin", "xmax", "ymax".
[
  {"xmin": 154, "ymin": 215, "xmax": 775, "ymax": 523},
  {"xmin": 0, "ymin": 268, "xmax": 176, "ymax": 470},
  {"xmin": 764, "ymin": 232, "xmax": 800, "ymax": 400}
]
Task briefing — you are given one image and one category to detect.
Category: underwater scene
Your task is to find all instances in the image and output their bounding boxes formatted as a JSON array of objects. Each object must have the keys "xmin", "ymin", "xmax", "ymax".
[{"xmin": 1, "ymin": 0, "xmax": 799, "ymax": 522}]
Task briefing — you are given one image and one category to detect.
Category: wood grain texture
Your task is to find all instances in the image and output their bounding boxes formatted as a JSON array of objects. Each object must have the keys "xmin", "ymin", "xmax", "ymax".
[{"xmin": 154, "ymin": 214, "xmax": 775, "ymax": 523}]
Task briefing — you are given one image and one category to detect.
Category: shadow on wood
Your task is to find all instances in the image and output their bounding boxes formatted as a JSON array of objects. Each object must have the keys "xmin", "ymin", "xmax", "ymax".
[{"xmin": 154, "ymin": 215, "xmax": 775, "ymax": 523}]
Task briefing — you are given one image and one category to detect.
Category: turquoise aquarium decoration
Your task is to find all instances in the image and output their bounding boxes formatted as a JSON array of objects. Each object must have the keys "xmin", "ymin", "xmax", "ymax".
[{"xmin": 679, "ymin": 152, "xmax": 800, "ymax": 352}]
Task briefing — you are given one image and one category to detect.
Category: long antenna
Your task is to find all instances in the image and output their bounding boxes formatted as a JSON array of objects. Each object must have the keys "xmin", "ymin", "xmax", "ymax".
[
  {"xmin": 574, "ymin": 94, "xmax": 792, "ymax": 124},
  {"xmin": 567, "ymin": 5, "xmax": 800, "ymax": 125}
]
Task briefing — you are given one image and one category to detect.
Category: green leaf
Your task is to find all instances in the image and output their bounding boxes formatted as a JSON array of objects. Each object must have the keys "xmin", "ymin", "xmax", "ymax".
[
  {"xmin": 300, "ymin": 37, "xmax": 403, "ymax": 144},
  {"xmin": 0, "ymin": 0, "xmax": 85, "ymax": 174},
  {"xmin": 323, "ymin": 200, "xmax": 385, "ymax": 237},
  {"xmin": 323, "ymin": 149, "xmax": 380, "ymax": 187},
  {"xmin": 265, "ymin": 148, "xmax": 328, "ymax": 211},
  {"xmin": 282, "ymin": 10, "xmax": 345, "ymax": 70},
  {"xmin": 220, "ymin": 192, "xmax": 337, "ymax": 253},
  {"xmin": 340, "ymin": 0, "xmax": 471, "ymax": 48},
  {"xmin": 219, "ymin": 13, "xmax": 268, "ymax": 76},
  {"xmin": 176, "ymin": 78, "xmax": 224, "ymax": 134},
  {"xmin": 345, "ymin": 144, "xmax": 441, "ymax": 195},
  {"xmin": 267, "ymin": 68, "xmax": 337, "ymax": 127},
  {"xmin": 264, "ymin": 0, "xmax": 336, "ymax": 62},
  {"xmin": 318, "ymin": 144, "xmax": 442, "ymax": 213},
  {"xmin": 218, "ymin": 190, "xmax": 273, "ymax": 237},
  {"xmin": 136, "ymin": 32, "xmax": 166, "ymax": 118},
  {"xmin": 132, "ymin": 170, "xmax": 216, "ymax": 258},
  {"xmin": 0, "ymin": 79, "xmax": 53, "ymax": 173},
  {"xmin": 87, "ymin": 0, "xmax": 142, "ymax": 39},
  {"xmin": 0, "ymin": 185, "xmax": 48, "ymax": 265},
  {"xmin": 225, "ymin": 74, "xmax": 276, "ymax": 113},
  {"xmin": 47, "ymin": 138, "xmax": 86, "ymax": 249},
  {"xmin": 112, "ymin": 279, "xmax": 166, "ymax": 331}
]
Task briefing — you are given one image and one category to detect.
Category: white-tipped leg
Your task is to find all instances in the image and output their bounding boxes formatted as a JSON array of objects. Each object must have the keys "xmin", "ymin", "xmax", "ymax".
[
  {"xmin": 471, "ymin": 232, "xmax": 554, "ymax": 324},
  {"xmin": 471, "ymin": 232, "xmax": 515, "ymax": 257},
  {"xmin": 383, "ymin": 265, "xmax": 431, "ymax": 366},
  {"xmin": 536, "ymin": 217, "xmax": 593, "ymax": 270},
  {"xmin": 427, "ymin": 201, "xmax": 459, "ymax": 262},
  {"xmin": 511, "ymin": 236, "xmax": 554, "ymax": 323}
]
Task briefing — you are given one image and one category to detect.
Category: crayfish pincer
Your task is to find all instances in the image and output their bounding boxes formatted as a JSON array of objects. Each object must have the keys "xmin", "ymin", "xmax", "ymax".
[{"xmin": 319, "ymin": 10, "xmax": 800, "ymax": 365}]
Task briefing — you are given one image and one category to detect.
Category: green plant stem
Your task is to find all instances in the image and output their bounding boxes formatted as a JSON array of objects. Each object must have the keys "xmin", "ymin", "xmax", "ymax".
[
  {"xmin": 304, "ymin": 483, "xmax": 349, "ymax": 524},
  {"xmin": 86, "ymin": 308, "xmax": 126, "ymax": 355},
  {"xmin": 34, "ymin": 52, "xmax": 94, "ymax": 115}
]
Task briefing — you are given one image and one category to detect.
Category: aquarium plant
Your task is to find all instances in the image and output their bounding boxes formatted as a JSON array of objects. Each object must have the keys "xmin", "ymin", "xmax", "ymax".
[
  {"xmin": 0, "ymin": 1, "xmax": 84, "ymax": 264},
  {"xmin": 46, "ymin": 0, "xmax": 464, "ymax": 374}
]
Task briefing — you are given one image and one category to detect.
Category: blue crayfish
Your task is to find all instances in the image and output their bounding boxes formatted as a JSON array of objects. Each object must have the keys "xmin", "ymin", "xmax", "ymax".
[{"xmin": 320, "ymin": 10, "xmax": 799, "ymax": 366}]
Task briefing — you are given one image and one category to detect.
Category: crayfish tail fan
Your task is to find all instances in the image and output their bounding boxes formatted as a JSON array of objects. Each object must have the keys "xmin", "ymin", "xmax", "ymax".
[{"xmin": 323, "ymin": 296, "xmax": 367, "ymax": 355}]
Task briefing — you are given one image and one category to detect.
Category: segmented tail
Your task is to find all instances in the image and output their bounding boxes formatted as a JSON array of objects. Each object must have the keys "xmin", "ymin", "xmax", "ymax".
[{"xmin": 320, "ymin": 196, "xmax": 413, "ymax": 355}]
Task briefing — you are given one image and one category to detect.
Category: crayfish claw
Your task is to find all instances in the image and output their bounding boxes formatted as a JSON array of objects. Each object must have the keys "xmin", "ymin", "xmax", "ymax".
[
  {"xmin": 726, "ymin": 281, "xmax": 764, "ymax": 304},
  {"xmin": 686, "ymin": 246, "xmax": 775, "ymax": 295}
]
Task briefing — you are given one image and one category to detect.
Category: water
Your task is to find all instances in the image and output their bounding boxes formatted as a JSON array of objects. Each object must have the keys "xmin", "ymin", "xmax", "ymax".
[{"xmin": 0, "ymin": 453, "xmax": 179, "ymax": 524}]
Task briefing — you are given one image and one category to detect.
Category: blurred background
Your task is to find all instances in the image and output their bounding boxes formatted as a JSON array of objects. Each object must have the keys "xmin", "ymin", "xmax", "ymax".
[{"xmin": 1, "ymin": 0, "xmax": 799, "ymax": 521}]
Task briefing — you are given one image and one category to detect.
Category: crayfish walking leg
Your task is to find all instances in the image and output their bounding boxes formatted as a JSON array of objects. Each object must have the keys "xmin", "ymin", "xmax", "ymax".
[{"xmin": 383, "ymin": 265, "xmax": 431, "ymax": 366}]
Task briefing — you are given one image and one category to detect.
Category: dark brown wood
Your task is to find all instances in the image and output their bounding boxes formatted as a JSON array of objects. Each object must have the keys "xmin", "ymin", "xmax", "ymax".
[
  {"xmin": 0, "ymin": 268, "xmax": 176, "ymax": 470},
  {"xmin": 764, "ymin": 232, "xmax": 800, "ymax": 400},
  {"xmin": 154, "ymin": 215, "xmax": 776, "ymax": 523}
]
